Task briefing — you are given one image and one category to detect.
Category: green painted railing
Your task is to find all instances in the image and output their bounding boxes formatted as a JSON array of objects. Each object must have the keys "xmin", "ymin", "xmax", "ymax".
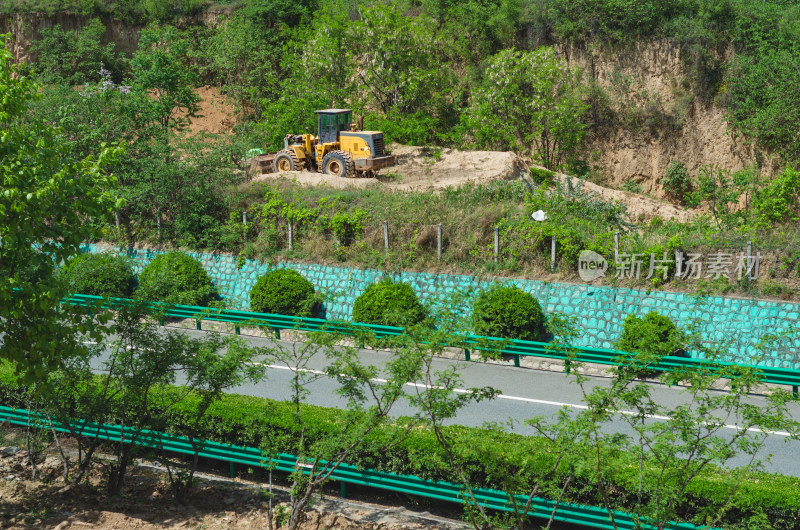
[
  {"xmin": 63, "ymin": 293, "xmax": 800, "ymax": 394},
  {"xmin": 0, "ymin": 405, "xmax": 716, "ymax": 530}
]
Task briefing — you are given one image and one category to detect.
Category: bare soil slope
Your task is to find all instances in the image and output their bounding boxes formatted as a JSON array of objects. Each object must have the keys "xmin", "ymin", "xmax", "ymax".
[
  {"xmin": 185, "ymin": 86, "xmax": 237, "ymax": 136},
  {"xmin": 0, "ymin": 437, "xmax": 462, "ymax": 530}
]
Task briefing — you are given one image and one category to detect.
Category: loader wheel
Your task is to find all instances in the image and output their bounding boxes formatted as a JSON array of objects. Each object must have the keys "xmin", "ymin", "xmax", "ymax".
[
  {"xmin": 274, "ymin": 149, "xmax": 304, "ymax": 172},
  {"xmin": 322, "ymin": 150, "xmax": 355, "ymax": 178}
]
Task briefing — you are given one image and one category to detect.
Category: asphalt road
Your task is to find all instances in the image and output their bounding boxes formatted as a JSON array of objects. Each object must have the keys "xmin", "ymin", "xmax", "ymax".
[{"xmin": 88, "ymin": 324, "xmax": 800, "ymax": 477}]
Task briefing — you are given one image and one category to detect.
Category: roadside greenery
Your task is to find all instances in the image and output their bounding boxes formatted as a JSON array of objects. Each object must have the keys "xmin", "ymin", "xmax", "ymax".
[
  {"xmin": 2, "ymin": 317, "xmax": 800, "ymax": 528},
  {"xmin": 471, "ymin": 284, "xmax": 545, "ymax": 341},
  {"xmin": 137, "ymin": 251, "xmax": 218, "ymax": 306},
  {"xmin": 59, "ymin": 253, "xmax": 137, "ymax": 299},
  {"xmin": 249, "ymin": 268, "xmax": 320, "ymax": 317},
  {"xmin": 352, "ymin": 277, "xmax": 427, "ymax": 327},
  {"xmin": 615, "ymin": 311, "xmax": 686, "ymax": 359}
]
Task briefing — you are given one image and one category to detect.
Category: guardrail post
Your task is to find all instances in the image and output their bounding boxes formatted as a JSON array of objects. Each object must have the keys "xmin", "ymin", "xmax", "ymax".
[
  {"xmin": 229, "ymin": 462, "xmax": 236, "ymax": 478},
  {"xmin": 437, "ymin": 223, "xmax": 442, "ymax": 262},
  {"xmin": 234, "ymin": 326, "xmax": 240, "ymax": 335},
  {"xmin": 513, "ymin": 354, "xmax": 520, "ymax": 368},
  {"xmin": 196, "ymin": 319, "xmax": 201, "ymax": 331},
  {"xmin": 614, "ymin": 231, "xmax": 620, "ymax": 262},
  {"xmin": 564, "ymin": 359, "xmax": 571, "ymax": 375},
  {"xmin": 383, "ymin": 220, "xmax": 389, "ymax": 254},
  {"xmin": 114, "ymin": 211, "xmax": 120, "ymax": 230},
  {"xmin": 493, "ymin": 226, "xmax": 499, "ymax": 263},
  {"xmin": 793, "ymin": 385, "xmax": 798, "ymax": 399},
  {"xmin": 464, "ymin": 349, "xmax": 471, "ymax": 362},
  {"xmin": 275, "ymin": 328, "xmax": 281, "ymax": 340},
  {"xmin": 288, "ymin": 222, "xmax": 294, "ymax": 250},
  {"xmin": 551, "ymin": 236, "xmax": 556, "ymax": 272},
  {"xmin": 340, "ymin": 482, "xmax": 347, "ymax": 498}
]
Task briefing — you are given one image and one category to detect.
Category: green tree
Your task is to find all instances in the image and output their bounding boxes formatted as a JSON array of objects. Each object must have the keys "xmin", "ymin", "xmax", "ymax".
[
  {"xmin": 129, "ymin": 24, "xmax": 200, "ymax": 134},
  {"xmin": 97, "ymin": 303, "xmax": 258, "ymax": 496},
  {"xmin": 0, "ymin": 35, "xmax": 121, "ymax": 382},
  {"xmin": 751, "ymin": 166, "xmax": 800, "ymax": 226},
  {"xmin": 661, "ymin": 160, "xmax": 693, "ymax": 203},
  {"xmin": 191, "ymin": 13, "xmax": 282, "ymax": 115},
  {"xmin": 351, "ymin": 5, "xmax": 454, "ymax": 117},
  {"xmin": 724, "ymin": 44, "xmax": 800, "ymax": 166},
  {"xmin": 29, "ymin": 18, "xmax": 125, "ymax": 85},
  {"xmin": 258, "ymin": 10, "xmax": 354, "ymax": 149},
  {"xmin": 684, "ymin": 164, "xmax": 754, "ymax": 228},
  {"xmin": 466, "ymin": 47, "xmax": 588, "ymax": 169},
  {"xmin": 259, "ymin": 327, "xmax": 426, "ymax": 530}
]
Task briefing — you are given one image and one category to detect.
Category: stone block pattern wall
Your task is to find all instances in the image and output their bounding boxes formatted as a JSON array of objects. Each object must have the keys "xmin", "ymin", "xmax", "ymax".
[{"xmin": 83, "ymin": 244, "xmax": 800, "ymax": 367}]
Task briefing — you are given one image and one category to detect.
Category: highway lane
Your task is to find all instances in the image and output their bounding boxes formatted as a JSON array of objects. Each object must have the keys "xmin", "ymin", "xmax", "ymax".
[{"xmin": 86, "ymin": 325, "xmax": 800, "ymax": 477}]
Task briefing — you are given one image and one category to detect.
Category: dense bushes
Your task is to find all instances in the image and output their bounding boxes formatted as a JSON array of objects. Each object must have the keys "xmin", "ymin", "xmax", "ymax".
[
  {"xmin": 352, "ymin": 278, "xmax": 427, "ymax": 327},
  {"xmin": 60, "ymin": 253, "xmax": 137, "ymax": 298},
  {"xmin": 136, "ymin": 252, "xmax": 217, "ymax": 306},
  {"xmin": 471, "ymin": 284, "xmax": 545, "ymax": 341},
  {"xmin": 615, "ymin": 311, "xmax": 686, "ymax": 358},
  {"xmin": 249, "ymin": 269, "xmax": 320, "ymax": 317}
]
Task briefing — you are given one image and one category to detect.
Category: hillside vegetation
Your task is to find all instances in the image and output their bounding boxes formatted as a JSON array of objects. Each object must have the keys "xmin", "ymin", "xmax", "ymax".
[{"xmin": 2, "ymin": 0, "xmax": 800, "ymax": 296}]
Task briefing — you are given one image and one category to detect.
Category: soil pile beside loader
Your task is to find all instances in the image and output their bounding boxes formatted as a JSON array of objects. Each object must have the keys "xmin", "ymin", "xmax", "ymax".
[{"xmin": 251, "ymin": 143, "xmax": 527, "ymax": 192}]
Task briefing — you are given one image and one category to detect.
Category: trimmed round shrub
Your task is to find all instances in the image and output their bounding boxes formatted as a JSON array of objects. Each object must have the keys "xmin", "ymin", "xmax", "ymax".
[
  {"xmin": 136, "ymin": 252, "xmax": 217, "ymax": 306},
  {"xmin": 615, "ymin": 311, "xmax": 686, "ymax": 358},
  {"xmin": 352, "ymin": 278, "xmax": 427, "ymax": 327},
  {"xmin": 471, "ymin": 284, "xmax": 544, "ymax": 341},
  {"xmin": 60, "ymin": 253, "xmax": 137, "ymax": 298},
  {"xmin": 250, "ymin": 269, "xmax": 320, "ymax": 317}
]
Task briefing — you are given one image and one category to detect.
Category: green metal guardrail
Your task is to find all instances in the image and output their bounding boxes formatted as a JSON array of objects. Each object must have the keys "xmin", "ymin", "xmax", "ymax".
[
  {"xmin": 62, "ymin": 293, "xmax": 800, "ymax": 394},
  {"xmin": 0, "ymin": 405, "xmax": 716, "ymax": 530}
]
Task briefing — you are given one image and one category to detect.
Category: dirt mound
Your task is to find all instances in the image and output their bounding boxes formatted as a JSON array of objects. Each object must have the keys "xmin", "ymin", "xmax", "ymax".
[
  {"xmin": 385, "ymin": 144, "xmax": 527, "ymax": 190},
  {"xmin": 251, "ymin": 144, "xmax": 526, "ymax": 192}
]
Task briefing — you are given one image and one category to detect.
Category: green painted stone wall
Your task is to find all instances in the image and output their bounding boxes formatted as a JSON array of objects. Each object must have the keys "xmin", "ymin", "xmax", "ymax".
[{"xmin": 82, "ymin": 244, "xmax": 800, "ymax": 367}]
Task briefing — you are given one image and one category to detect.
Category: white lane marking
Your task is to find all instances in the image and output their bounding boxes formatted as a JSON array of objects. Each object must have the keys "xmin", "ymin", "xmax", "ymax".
[{"xmin": 254, "ymin": 363, "xmax": 797, "ymax": 437}]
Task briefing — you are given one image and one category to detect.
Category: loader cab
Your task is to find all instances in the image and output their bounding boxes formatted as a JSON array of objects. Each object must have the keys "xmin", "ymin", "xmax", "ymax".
[{"xmin": 316, "ymin": 109, "xmax": 353, "ymax": 144}]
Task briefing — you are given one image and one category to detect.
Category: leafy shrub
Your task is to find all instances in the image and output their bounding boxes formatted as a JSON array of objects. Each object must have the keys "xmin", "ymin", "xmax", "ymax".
[
  {"xmin": 751, "ymin": 167, "xmax": 800, "ymax": 227},
  {"xmin": 530, "ymin": 167, "xmax": 556, "ymax": 187},
  {"xmin": 352, "ymin": 278, "xmax": 427, "ymax": 327},
  {"xmin": 471, "ymin": 284, "xmax": 545, "ymax": 341},
  {"xmin": 661, "ymin": 161, "xmax": 693, "ymax": 202},
  {"xmin": 250, "ymin": 269, "xmax": 320, "ymax": 317},
  {"xmin": 621, "ymin": 178, "xmax": 643, "ymax": 194},
  {"xmin": 60, "ymin": 253, "xmax": 137, "ymax": 298},
  {"xmin": 615, "ymin": 312, "xmax": 686, "ymax": 358},
  {"xmin": 136, "ymin": 252, "xmax": 217, "ymax": 306}
]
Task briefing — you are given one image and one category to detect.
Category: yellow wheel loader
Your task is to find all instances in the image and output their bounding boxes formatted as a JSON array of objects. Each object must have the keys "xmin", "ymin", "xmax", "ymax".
[{"xmin": 270, "ymin": 109, "xmax": 395, "ymax": 177}]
